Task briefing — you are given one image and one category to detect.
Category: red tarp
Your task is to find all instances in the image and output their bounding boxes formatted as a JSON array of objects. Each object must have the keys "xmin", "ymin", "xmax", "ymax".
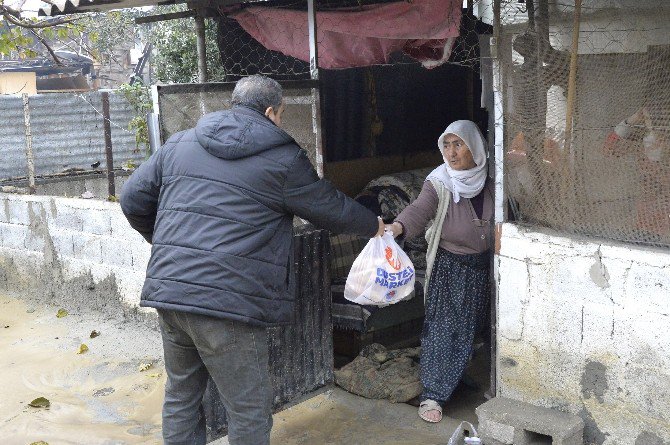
[{"xmin": 230, "ymin": 0, "xmax": 462, "ymax": 70}]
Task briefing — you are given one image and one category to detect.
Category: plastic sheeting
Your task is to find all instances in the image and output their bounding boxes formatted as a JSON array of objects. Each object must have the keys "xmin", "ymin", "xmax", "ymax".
[{"xmin": 230, "ymin": 0, "xmax": 461, "ymax": 69}]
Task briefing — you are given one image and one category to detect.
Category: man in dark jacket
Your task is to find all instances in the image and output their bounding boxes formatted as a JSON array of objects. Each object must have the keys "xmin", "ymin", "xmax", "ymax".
[{"xmin": 120, "ymin": 75, "xmax": 382, "ymax": 445}]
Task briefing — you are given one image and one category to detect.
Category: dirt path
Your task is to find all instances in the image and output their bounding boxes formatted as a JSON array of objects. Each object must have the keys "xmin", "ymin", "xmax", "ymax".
[{"xmin": 0, "ymin": 295, "xmax": 165, "ymax": 445}]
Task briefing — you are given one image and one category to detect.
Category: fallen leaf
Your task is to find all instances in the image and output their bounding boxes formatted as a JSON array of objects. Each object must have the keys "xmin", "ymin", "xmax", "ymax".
[
  {"xmin": 138, "ymin": 363, "xmax": 152, "ymax": 372},
  {"xmin": 107, "ymin": 195, "xmax": 119, "ymax": 202},
  {"xmin": 93, "ymin": 387, "xmax": 115, "ymax": 397},
  {"xmin": 56, "ymin": 309, "xmax": 68, "ymax": 318},
  {"xmin": 89, "ymin": 330, "xmax": 100, "ymax": 338},
  {"xmin": 30, "ymin": 441, "xmax": 49, "ymax": 445},
  {"xmin": 77, "ymin": 344, "xmax": 89, "ymax": 354},
  {"xmin": 147, "ymin": 373, "xmax": 162, "ymax": 378},
  {"xmin": 28, "ymin": 397, "xmax": 50, "ymax": 409}
]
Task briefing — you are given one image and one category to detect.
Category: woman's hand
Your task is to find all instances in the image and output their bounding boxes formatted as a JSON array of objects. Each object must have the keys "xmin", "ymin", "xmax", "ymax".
[
  {"xmin": 375, "ymin": 217, "xmax": 385, "ymax": 237},
  {"xmin": 385, "ymin": 222, "xmax": 403, "ymax": 238}
]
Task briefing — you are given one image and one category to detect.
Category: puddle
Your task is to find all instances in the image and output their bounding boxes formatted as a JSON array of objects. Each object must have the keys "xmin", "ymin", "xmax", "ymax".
[{"xmin": 0, "ymin": 295, "xmax": 164, "ymax": 444}]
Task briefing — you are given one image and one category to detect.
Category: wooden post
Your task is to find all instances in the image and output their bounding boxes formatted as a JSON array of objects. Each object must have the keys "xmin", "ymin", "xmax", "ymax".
[
  {"xmin": 101, "ymin": 92, "xmax": 115, "ymax": 198},
  {"xmin": 195, "ymin": 14, "xmax": 208, "ymax": 83},
  {"xmin": 22, "ymin": 93, "xmax": 36, "ymax": 194},
  {"xmin": 564, "ymin": 0, "xmax": 582, "ymax": 152}
]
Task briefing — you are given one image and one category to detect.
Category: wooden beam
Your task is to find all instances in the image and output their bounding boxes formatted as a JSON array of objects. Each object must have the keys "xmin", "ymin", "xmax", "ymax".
[
  {"xmin": 135, "ymin": 10, "xmax": 196, "ymax": 24},
  {"xmin": 564, "ymin": 0, "xmax": 582, "ymax": 152}
]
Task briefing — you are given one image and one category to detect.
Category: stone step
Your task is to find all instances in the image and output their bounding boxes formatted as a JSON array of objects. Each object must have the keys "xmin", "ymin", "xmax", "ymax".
[{"xmin": 476, "ymin": 397, "xmax": 584, "ymax": 445}]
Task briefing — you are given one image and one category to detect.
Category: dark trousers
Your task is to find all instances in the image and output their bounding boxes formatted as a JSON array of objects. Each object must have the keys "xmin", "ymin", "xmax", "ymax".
[{"xmin": 157, "ymin": 309, "xmax": 273, "ymax": 445}]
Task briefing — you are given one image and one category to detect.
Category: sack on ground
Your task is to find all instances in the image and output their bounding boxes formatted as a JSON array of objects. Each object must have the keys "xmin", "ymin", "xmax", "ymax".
[{"xmin": 344, "ymin": 233, "xmax": 415, "ymax": 306}]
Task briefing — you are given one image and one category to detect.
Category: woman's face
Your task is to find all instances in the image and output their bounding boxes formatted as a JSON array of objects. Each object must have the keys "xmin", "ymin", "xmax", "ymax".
[{"xmin": 442, "ymin": 134, "xmax": 476, "ymax": 170}]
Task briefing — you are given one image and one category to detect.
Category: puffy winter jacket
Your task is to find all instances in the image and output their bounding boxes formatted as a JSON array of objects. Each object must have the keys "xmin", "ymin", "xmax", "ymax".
[{"xmin": 120, "ymin": 105, "xmax": 378, "ymax": 326}]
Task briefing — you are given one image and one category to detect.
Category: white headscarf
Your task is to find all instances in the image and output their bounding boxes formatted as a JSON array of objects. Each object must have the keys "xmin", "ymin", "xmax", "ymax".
[{"xmin": 426, "ymin": 120, "xmax": 488, "ymax": 203}]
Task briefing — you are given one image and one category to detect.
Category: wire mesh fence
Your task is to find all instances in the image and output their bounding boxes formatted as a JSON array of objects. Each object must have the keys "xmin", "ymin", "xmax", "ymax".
[
  {"xmin": 156, "ymin": 81, "xmax": 321, "ymax": 169},
  {"xmin": 496, "ymin": 0, "xmax": 670, "ymax": 247},
  {"xmin": 214, "ymin": 0, "xmax": 468, "ymax": 79},
  {"xmin": 152, "ymin": 0, "xmax": 670, "ymax": 248}
]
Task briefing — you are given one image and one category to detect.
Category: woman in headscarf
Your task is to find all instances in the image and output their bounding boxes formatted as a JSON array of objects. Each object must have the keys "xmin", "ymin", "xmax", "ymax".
[{"xmin": 386, "ymin": 120, "xmax": 493, "ymax": 423}]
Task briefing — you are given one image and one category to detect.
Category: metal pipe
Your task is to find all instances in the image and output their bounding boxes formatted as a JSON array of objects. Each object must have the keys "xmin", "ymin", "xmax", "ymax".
[
  {"xmin": 307, "ymin": 0, "xmax": 324, "ymax": 175},
  {"xmin": 307, "ymin": 0, "xmax": 319, "ymax": 80}
]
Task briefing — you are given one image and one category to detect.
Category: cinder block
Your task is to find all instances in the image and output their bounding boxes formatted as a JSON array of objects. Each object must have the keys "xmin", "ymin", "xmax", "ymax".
[
  {"xmin": 0, "ymin": 198, "xmax": 9, "ymax": 223},
  {"xmin": 0, "ymin": 222, "xmax": 28, "ymax": 249},
  {"xmin": 497, "ymin": 257, "xmax": 528, "ymax": 341},
  {"xmin": 82, "ymin": 210, "xmax": 112, "ymax": 235},
  {"xmin": 479, "ymin": 418, "xmax": 514, "ymax": 444},
  {"xmin": 109, "ymin": 213, "xmax": 136, "ymax": 239},
  {"xmin": 5, "ymin": 199, "xmax": 31, "ymax": 225},
  {"xmin": 625, "ymin": 263, "xmax": 670, "ymax": 311},
  {"xmin": 476, "ymin": 398, "xmax": 584, "ymax": 445},
  {"xmin": 72, "ymin": 232, "xmax": 103, "ymax": 263},
  {"xmin": 51, "ymin": 205, "xmax": 85, "ymax": 231},
  {"xmin": 481, "ymin": 438, "xmax": 508, "ymax": 445},
  {"xmin": 100, "ymin": 237, "xmax": 133, "ymax": 268},
  {"xmin": 49, "ymin": 228, "xmax": 74, "ymax": 258},
  {"xmin": 131, "ymin": 244, "xmax": 152, "ymax": 270},
  {"xmin": 24, "ymin": 230, "xmax": 46, "ymax": 253}
]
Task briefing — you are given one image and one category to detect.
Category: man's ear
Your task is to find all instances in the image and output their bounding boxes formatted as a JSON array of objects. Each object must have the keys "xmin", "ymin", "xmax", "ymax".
[{"xmin": 264, "ymin": 106, "xmax": 274, "ymax": 118}]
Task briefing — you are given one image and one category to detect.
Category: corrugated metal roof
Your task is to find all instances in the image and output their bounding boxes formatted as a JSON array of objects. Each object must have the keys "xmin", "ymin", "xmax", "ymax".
[{"xmin": 38, "ymin": 0, "xmax": 183, "ymax": 16}]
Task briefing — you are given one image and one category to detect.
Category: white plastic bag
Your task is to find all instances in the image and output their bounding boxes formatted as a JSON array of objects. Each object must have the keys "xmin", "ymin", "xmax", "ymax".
[
  {"xmin": 344, "ymin": 232, "xmax": 416, "ymax": 306},
  {"xmin": 447, "ymin": 421, "xmax": 481, "ymax": 445}
]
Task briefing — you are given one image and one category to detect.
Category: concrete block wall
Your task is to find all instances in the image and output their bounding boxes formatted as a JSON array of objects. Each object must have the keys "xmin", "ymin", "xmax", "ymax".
[
  {"xmin": 496, "ymin": 223, "xmax": 670, "ymax": 445},
  {"xmin": 0, "ymin": 192, "xmax": 151, "ymax": 319}
]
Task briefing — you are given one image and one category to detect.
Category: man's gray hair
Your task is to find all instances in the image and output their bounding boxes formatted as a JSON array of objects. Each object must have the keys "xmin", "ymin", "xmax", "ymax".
[{"xmin": 231, "ymin": 75, "xmax": 283, "ymax": 113}]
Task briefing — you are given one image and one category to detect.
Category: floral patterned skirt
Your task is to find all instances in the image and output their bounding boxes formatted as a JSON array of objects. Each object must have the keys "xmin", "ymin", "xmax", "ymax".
[{"xmin": 419, "ymin": 247, "xmax": 490, "ymax": 404}]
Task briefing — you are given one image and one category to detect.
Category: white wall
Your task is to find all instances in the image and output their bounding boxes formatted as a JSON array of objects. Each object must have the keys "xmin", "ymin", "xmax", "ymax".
[
  {"xmin": 496, "ymin": 223, "xmax": 670, "ymax": 444},
  {"xmin": 0, "ymin": 193, "xmax": 151, "ymax": 317}
]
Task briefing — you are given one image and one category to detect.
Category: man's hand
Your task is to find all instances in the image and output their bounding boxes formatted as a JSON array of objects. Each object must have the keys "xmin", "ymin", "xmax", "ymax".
[
  {"xmin": 385, "ymin": 222, "xmax": 403, "ymax": 238},
  {"xmin": 375, "ymin": 217, "xmax": 385, "ymax": 237}
]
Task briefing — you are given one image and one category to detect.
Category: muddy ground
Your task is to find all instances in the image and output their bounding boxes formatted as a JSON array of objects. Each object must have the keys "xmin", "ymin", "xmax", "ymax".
[{"xmin": 0, "ymin": 293, "xmax": 486, "ymax": 445}]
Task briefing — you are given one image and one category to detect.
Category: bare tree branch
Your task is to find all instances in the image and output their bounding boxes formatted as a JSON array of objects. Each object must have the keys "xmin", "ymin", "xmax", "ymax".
[{"xmin": 29, "ymin": 28, "xmax": 64, "ymax": 66}]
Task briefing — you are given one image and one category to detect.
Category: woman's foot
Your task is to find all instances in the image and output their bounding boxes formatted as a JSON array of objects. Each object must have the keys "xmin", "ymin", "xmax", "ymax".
[{"xmin": 418, "ymin": 399, "xmax": 442, "ymax": 423}]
